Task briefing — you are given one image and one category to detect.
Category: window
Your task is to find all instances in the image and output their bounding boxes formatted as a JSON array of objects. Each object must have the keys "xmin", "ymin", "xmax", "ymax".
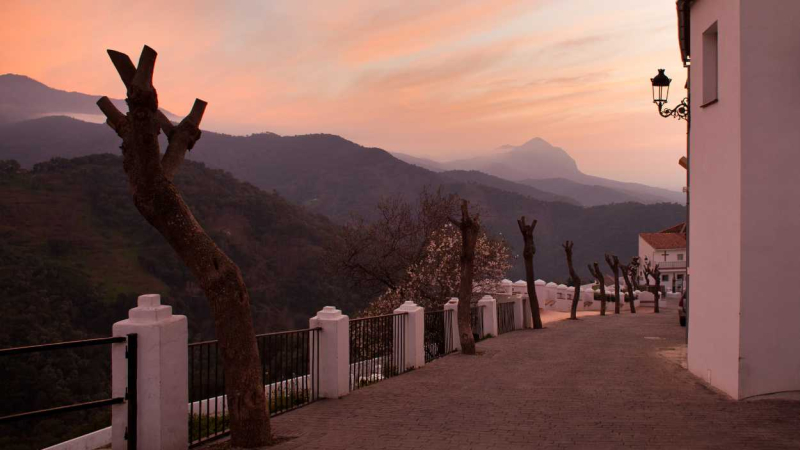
[
  {"xmin": 677, "ymin": 253, "xmax": 684, "ymax": 261},
  {"xmin": 702, "ymin": 22, "xmax": 718, "ymax": 106},
  {"xmin": 677, "ymin": 274, "xmax": 684, "ymax": 280},
  {"xmin": 662, "ymin": 275, "xmax": 670, "ymax": 282}
]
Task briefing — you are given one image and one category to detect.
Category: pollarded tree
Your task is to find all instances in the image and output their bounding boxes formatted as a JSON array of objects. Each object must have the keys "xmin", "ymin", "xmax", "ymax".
[
  {"xmin": 605, "ymin": 253, "xmax": 622, "ymax": 314},
  {"xmin": 517, "ymin": 216, "xmax": 543, "ymax": 329},
  {"xmin": 629, "ymin": 256, "xmax": 642, "ymax": 291},
  {"xmin": 96, "ymin": 46, "xmax": 270, "ymax": 447},
  {"xmin": 644, "ymin": 259, "xmax": 662, "ymax": 313},
  {"xmin": 563, "ymin": 241, "xmax": 582, "ymax": 320},
  {"xmin": 588, "ymin": 262, "xmax": 607, "ymax": 316},
  {"xmin": 620, "ymin": 261, "xmax": 637, "ymax": 314},
  {"xmin": 450, "ymin": 200, "xmax": 480, "ymax": 355}
]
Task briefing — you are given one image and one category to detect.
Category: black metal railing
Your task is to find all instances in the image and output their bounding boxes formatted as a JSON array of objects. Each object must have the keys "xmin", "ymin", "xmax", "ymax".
[
  {"xmin": 0, "ymin": 334, "xmax": 138, "ymax": 449},
  {"xmin": 349, "ymin": 313, "xmax": 407, "ymax": 391},
  {"xmin": 470, "ymin": 305, "xmax": 485, "ymax": 340},
  {"xmin": 498, "ymin": 302, "xmax": 515, "ymax": 335},
  {"xmin": 188, "ymin": 327, "xmax": 320, "ymax": 447},
  {"xmin": 424, "ymin": 309, "xmax": 454, "ymax": 362}
]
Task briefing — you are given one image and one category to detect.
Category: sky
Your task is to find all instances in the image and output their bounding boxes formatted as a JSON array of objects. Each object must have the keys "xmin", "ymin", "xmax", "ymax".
[{"xmin": 0, "ymin": 0, "xmax": 689, "ymax": 190}]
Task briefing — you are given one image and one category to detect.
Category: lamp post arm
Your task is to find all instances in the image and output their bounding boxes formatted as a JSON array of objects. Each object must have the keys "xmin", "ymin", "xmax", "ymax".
[{"xmin": 657, "ymin": 97, "xmax": 690, "ymax": 120}]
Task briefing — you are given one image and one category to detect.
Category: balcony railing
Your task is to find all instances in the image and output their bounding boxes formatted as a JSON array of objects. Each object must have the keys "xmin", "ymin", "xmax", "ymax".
[{"xmin": 658, "ymin": 261, "xmax": 686, "ymax": 269}]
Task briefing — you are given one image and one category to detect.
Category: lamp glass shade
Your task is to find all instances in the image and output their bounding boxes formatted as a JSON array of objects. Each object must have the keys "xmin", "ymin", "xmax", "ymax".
[{"xmin": 651, "ymin": 69, "xmax": 672, "ymax": 104}]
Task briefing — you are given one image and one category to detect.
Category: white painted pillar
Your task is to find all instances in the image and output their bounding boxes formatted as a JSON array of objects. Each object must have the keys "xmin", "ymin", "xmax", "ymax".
[
  {"xmin": 500, "ymin": 279, "xmax": 513, "ymax": 295},
  {"xmin": 112, "ymin": 294, "xmax": 187, "ymax": 450},
  {"xmin": 512, "ymin": 297, "xmax": 524, "ymax": 330},
  {"xmin": 477, "ymin": 295, "xmax": 498, "ymax": 337},
  {"xmin": 309, "ymin": 306, "xmax": 349, "ymax": 399},
  {"xmin": 520, "ymin": 295, "xmax": 533, "ymax": 329},
  {"xmin": 534, "ymin": 280, "xmax": 547, "ymax": 306},
  {"xmin": 393, "ymin": 301, "xmax": 425, "ymax": 370},
  {"xmin": 444, "ymin": 298, "xmax": 460, "ymax": 351}
]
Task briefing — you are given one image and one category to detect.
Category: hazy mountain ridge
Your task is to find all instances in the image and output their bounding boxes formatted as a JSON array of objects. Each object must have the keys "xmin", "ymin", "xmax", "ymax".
[
  {"xmin": 393, "ymin": 137, "xmax": 685, "ymax": 206},
  {"xmin": 0, "ymin": 73, "xmax": 178, "ymax": 125}
]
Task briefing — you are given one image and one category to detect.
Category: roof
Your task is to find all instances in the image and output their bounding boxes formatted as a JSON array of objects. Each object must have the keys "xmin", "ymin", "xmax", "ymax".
[
  {"xmin": 660, "ymin": 223, "xmax": 687, "ymax": 234},
  {"xmin": 676, "ymin": 1, "xmax": 693, "ymax": 66},
  {"xmin": 640, "ymin": 232, "xmax": 686, "ymax": 250}
]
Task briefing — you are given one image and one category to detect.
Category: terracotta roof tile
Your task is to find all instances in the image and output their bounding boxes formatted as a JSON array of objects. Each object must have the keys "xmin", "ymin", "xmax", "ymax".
[
  {"xmin": 640, "ymin": 232, "xmax": 686, "ymax": 250},
  {"xmin": 659, "ymin": 223, "xmax": 687, "ymax": 234}
]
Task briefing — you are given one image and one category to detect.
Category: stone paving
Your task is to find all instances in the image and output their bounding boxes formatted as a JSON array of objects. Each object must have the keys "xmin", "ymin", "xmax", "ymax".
[{"xmin": 264, "ymin": 304, "xmax": 800, "ymax": 449}]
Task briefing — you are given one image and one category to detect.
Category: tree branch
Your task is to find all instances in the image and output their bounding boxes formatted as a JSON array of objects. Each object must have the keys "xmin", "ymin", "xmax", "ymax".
[
  {"xmin": 96, "ymin": 96, "xmax": 127, "ymax": 134},
  {"xmin": 162, "ymin": 99, "xmax": 207, "ymax": 180},
  {"xmin": 107, "ymin": 50, "xmax": 136, "ymax": 89},
  {"xmin": 132, "ymin": 45, "xmax": 157, "ymax": 92}
]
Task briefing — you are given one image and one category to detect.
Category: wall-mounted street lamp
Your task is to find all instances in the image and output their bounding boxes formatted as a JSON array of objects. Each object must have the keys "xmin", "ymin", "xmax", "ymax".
[{"xmin": 651, "ymin": 69, "xmax": 689, "ymax": 120}]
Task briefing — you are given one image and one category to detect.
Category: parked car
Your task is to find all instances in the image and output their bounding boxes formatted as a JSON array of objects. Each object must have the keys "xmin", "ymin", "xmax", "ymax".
[{"xmin": 678, "ymin": 290, "xmax": 687, "ymax": 327}]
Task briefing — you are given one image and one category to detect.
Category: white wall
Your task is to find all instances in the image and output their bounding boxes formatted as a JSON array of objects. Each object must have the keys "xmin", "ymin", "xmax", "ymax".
[
  {"xmin": 738, "ymin": 0, "xmax": 800, "ymax": 399},
  {"xmin": 687, "ymin": 0, "xmax": 743, "ymax": 399}
]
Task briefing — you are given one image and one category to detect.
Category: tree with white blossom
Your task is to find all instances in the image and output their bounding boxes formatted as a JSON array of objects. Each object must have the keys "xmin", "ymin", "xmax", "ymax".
[{"xmin": 362, "ymin": 219, "xmax": 511, "ymax": 316}]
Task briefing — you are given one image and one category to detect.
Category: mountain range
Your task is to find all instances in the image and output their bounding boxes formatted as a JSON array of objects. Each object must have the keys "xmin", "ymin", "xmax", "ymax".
[
  {"xmin": 393, "ymin": 138, "xmax": 685, "ymax": 206},
  {"xmin": 0, "ymin": 73, "xmax": 686, "ymax": 290}
]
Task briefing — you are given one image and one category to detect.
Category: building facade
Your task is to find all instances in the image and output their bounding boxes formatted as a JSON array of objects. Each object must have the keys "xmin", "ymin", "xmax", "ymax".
[
  {"xmin": 678, "ymin": 0, "xmax": 800, "ymax": 400},
  {"xmin": 639, "ymin": 223, "xmax": 686, "ymax": 293}
]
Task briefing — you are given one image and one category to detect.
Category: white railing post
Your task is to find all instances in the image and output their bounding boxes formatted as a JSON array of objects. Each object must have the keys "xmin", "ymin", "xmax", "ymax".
[
  {"xmin": 512, "ymin": 296, "xmax": 525, "ymax": 330},
  {"xmin": 112, "ymin": 294, "xmax": 188, "ymax": 450},
  {"xmin": 393, "ymin": 301, "xmax": 425, "ymax": 370},
  {"xmin": 534, "ymin": 279, "xmax": 547, "ymax": 306},
  {"xmin": 309, "ymin": 306, "xmax": 349, "ymax": 399},
  {"xmin": 477, "ymin": 295, "xmax": 498, "ymax": 337},
  {"xmin": 444, "ymin": 298, "xmax": 460, "ymax": 351}
]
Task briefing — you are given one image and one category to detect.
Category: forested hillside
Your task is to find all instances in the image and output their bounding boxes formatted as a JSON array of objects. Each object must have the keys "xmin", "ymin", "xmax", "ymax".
[{"xmin": 0, "ymin": 155, "xmax": 365, "ymax": 342}]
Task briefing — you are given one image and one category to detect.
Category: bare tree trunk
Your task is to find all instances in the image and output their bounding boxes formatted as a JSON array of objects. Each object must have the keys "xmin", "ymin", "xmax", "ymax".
[
  {"xmin": 588, "ymin": 263, "xmax": 607, "ymax": 316},
  {"xmin": 621, "ymin": 263, "xmax": 637, "ymax": 314},
  {"xmin": 562, "ymin": 241, "xmax": 581, "ymax": 320},
  {"xmin": 644, "ymin": 260, "xmax": 662, "ymax": 313},
  {"xmin": 517, "ymin": 216, "xmax": 542, "ymax": 329},
  {"xmin": 605, "ymin": 254, "xmax": 621, "ymax": 314},
  {"xmin": 629, "ymin": 257, "xmax": 642, "ymax": 291},
  {"xmin": 653, "ymin": 265, "xmax": 662, "ymax": 313},
  {"xmin": 450, "ymin": 200, "xmax": 479, "ymax": 354},
  {"xmin": 97, "ymin": 46, "xmax": 270, "ymax": 447}
]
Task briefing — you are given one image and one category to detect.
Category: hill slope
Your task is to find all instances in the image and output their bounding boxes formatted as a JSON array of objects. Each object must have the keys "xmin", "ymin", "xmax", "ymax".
[
  {"xmin": 520, "ymin": 177, "xmax": 646, "ymax": 207},
  {"xmin": 0, "ymin": 154, "xmax": 365, "ymax": 342}
]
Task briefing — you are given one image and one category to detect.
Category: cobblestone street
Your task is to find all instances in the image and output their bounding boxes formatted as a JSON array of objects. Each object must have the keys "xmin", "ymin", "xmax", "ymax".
[{"xmin": 264, "ymin": 304, "xmax": 800, "ymax": 449}]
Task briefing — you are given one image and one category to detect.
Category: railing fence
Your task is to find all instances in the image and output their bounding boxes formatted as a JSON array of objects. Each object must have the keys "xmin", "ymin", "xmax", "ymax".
[
  {"xmin": 498, "ymin": 302, "xmax": 515, "ymax": 335},
  {"xmin": 349, "ymin": 313, "xmax": 407, "ymax": 391},
  {"xmin": 0, "ymin": 335, "xmax": 138, "ymax": 450},
  {"xmin": 424, "ymin": 309, "xmax": 454, "ymax": 363},
  {"xmin": 188, "ymin": 328, "xmax": 320, "ymax": 447}
]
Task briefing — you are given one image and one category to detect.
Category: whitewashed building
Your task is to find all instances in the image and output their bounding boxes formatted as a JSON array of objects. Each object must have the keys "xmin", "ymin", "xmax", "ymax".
[
  {"xmin": 638, "ymin": 223, "xmax": 686, "ymax": 293},
  {"xmin": 677, "ymin": 0, "xmax": 800, "ymax": 400}
]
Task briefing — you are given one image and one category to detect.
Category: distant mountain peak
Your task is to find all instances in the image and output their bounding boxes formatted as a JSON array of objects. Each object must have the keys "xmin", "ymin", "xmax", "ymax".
[{"xmin": 520, "ymin": 137, "xmax": 550, "ymax": 147}]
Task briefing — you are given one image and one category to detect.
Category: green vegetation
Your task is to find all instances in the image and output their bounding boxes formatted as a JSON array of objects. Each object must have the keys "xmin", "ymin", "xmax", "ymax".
[{"xmin": 0, "ymin": 155, "xmax": 368, "ymax": 449}]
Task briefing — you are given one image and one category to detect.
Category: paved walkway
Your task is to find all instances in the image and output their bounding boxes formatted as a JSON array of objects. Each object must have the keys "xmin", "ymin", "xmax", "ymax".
[{"xmin": 265, "ymin": 304, "xmax": 800, "ymax": 449}]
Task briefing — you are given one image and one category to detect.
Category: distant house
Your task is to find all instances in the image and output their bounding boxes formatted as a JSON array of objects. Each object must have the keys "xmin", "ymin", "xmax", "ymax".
[{"xmin": 638, "ymin": 223, "xmax": 686, "ymax": 293}]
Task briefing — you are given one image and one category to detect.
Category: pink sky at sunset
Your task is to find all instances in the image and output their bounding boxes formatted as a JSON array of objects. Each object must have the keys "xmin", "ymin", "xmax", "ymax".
[{"xmin": 0, "ymin": 0, "xmax": 688, "ymax": 190}]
